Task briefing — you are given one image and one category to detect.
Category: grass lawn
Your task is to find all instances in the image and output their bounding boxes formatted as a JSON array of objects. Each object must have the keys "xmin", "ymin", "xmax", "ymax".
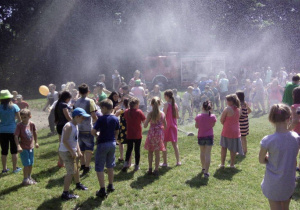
[{"xmin": 1, "ymin": 101, "xmax": 300, "ymax": 209}]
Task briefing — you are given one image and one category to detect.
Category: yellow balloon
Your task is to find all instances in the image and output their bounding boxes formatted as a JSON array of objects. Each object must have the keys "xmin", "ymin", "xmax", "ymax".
[{"xmin": 39, "ymin": 85, "xmax": 49, "ymax": 96}]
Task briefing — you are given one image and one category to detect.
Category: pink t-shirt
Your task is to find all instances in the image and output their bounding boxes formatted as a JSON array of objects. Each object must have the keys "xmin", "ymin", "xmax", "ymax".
[
  {"xmin": 131, "ymin": 87, "xmax": 145, "ymax": 105},
  {"xmin": 195, "ymin": 113, "xmax": 217, "ymax": 138},
  {"xmin": 14, "ymin": 121, "xmax": 36, "ymax": 150},
  {"xmin": 221, "ymin": 106, "xmax": 241, "ymax": 138}
]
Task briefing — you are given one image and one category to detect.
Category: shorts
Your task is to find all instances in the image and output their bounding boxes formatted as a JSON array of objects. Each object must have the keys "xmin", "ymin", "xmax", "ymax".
[
  {"xmin": 193, "ymin": 100, "xmax": 201, "ymax": 109},
  {"xmin": 56, "ymin": 124, "xmax": 65, "ymax": 135},
  {"xmin": 59, "ymin": 151, "xmax": 79, "ymax": 175},
  {"xmin": 220, "ymin": 91, "xmax": 228, "ymax": 100},
  {"xmin": 95, "ymin": 142, "xmax": 116, "ymax": 172},
  {"xmin": 79, "ymin": 132, "xmax": 94, "ymax": 151},
  {"xmin": 198, "ymin": 136, "xmax": 214, "ymax": 146},
  {"xmin": 0, "ymin": 133, "xmax": 18, "ymax": 155},
  {"xmin": 20, "ymin": 149, "xmax": 34, "ymax": 166}
]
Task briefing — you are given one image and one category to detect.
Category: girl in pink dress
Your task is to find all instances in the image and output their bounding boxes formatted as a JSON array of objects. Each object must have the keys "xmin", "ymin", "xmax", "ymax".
[
  {"xmin": 267, "ymin": 79, "xmax": 283, "ymax": 110},
  {"xmin": 144, "ymin": 97, "xmax": 166, "ymax": 176},
  {"xmin": 220, "ymin": 94, "xmax": 244, "ymax": 168},
  {"xmin": 162, "ymin": 90, "xmax": 181, "ymax": 166}
]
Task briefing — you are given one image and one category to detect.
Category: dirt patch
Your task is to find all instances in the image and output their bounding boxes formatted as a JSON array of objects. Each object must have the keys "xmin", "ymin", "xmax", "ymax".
[{"xmin": 30, "ymin": 110, "xmax": 50, "ymax": 130}]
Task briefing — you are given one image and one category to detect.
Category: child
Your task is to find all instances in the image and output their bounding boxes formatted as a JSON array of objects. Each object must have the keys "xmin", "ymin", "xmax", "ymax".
[
  {"xmin": 94, "ymin": 82, "xmax": 107, "ymax": 104},
  {"xmin": 14, "ymin": 109, "xmax": 39, "ymax": 185},
  {"xmin": 192, "ymin": 83, "xmax": 201, "ymax": 115},
  {"xmin": 11, "ymin": 91, "xmax": 18, "ymax": 103},
  {"xmin": 219, "ymin": 94, "xmax": 244, "ymax": 168},
  {"xmin": 92, "ymin": 99, "xmax": 119, "ymax": 198},
  {"xmin": 162, "ymin": 90, "xmax": 181, "ymax": 166},
  {"xmin": 144, "ymin": 97, "xmax": 166, "ymax": 176},
  {"xmin": 0, "ymin": 90, "xmax": 22, "ymax": 173},
  {"xmin": 259, "ymin": 104, "xmax": 300, "ymax": 210},
  {"xmin": 16, "ymin": 95, "xmax": 29, "ymax": 109},
  {"xmin": 70, "ymin": 89, "xmax": 79, "ymax": 107},
  {"xmin": 195, "ymin": 101, "xmax": 216, "ymax": 178},
  {"xmin": 181, "ymin": 86, "xmax": 193, "ymax": 124},
  {"xmin": 173, "ymin": 89, "xmax": 181, "ymax": 112},
  {"xmin": 43, "ymin": 84, "xmax": 59, "ymax": 135},
  {"xmin": 122, "ymin": 98, "xmax": 146, "ymax": 172},
  {"xmin": 59, "ymin": 108, "xmax": 89, "ymax": 200},
  {"xmin": 236, "ymin": 91, "xmax": 251, "ymax": 155}
]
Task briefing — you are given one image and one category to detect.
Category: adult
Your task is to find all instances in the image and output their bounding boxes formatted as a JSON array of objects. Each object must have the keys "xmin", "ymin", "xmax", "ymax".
[
  {"xmin": 128, "ymin": 70, "xmax": 141, "ymax": 90},
  {"xmin": 218, "ymin": 73, "xmax": 229, "ymax": 111},
  {"xmin": 131, "ymin": 80, "xmax": 146, "ymax": 112},
  {"xmin": 252, "ymin": 72, "xmax": 266, "ymax": 113},
  {"xmin": 112, "ymin": 70, "xmax": 122, "ymax": 92},
  {"xmin": 98, "ymin": 74, "xmax": 107, "ymax": 89},
  {"xmin": 0, "ymin": 90, "xmax": 22, "ymax": 173},
  {"xmin": 108, "ymin": 91, "xmax": 121, "ymax": 114},
  {"xmin": 282, "ymin": 75, "xmax": 300, "ymax": 106}
]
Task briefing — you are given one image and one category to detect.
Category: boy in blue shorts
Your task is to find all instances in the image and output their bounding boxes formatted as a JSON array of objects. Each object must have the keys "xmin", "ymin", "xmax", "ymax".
[
  {"xmin": 14, "ymin": 109, "xmax": 39, "ymax": 185},
  {"xmin": 92, "ymin": 99, "xmax": 119, "ymax": 198}
]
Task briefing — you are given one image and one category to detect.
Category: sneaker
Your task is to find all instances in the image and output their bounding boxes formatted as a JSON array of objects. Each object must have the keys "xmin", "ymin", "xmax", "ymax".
[
  {"xmin": 229, "ymin": 165, "xmax": 236, "ymax": 169},
  {"xmin": 107, "ymin": 184, "xmax": 115, "ymax": 193},
  {"xmin": 134, "ymin": 165, "xmax": 140, "ymax": 171},
  {"xmin": 96, "ymin": 190, "xmax": 107, "ymax": 198},
  {"xmin": 1, "ymin": 168, "xmax": 9, "ymax": 173},
  {"xmin": 160, "ymin": 163, "xmax": 168, "ymax": 167},
  {"xmin": 296, "ymin": 167, "xmax": 300, "ymax": 172},
  {"xmin": 176, "ymin": 162, "xmax": 182, "ymax": 166},
  {"xmin": 29, "ymin": 178, "xmax": 37, "ymax": 184},
  {"xmin": 82, "ymin": 166, "xmax": 91, "ymax": 176},
  {"xmin": 80, "ymin": 165, "xmax": 85, "ymax": 171},
  {"xmin": 61, "ymin": 192, "xmax": 79, "ymax": 200},
  {"xmin": 204, "ymin": 173, "xmax": 210, "ymax": 178},
  {"xmin": 22, "ymin": 179, "xmax": 34, "ymax": 186},
  {"xmin": 219, "ymin": 164, "xmax": 225, "ymax": 169},
  {"xmin": 76, "ymin": 183, "xmax": 88, "ymax": 190},
  {"xmin": 13, "ymin": 167, "xmax": 22, "ymax": 173},
  {"xmin": 152, "ymin": 170, "xmax": 159, "ymax": 176},
  {"xmin": 201, "ymin": 168, "xmax": 205, "ymax": 173}
]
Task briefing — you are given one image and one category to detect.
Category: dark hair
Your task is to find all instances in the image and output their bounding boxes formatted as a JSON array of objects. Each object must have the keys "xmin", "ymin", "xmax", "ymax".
[
  {"xmin": 54, "ymin": 91, "xmax": 72, "ymax": 123},
  {"xmin": 108, "ymin": 91, "xmax": 119, "ymax": 102},
  {"xmin": 236, "ymin": 91, "xmax": 245, "ymax": 103},
  {"xmin": 20, "ymin": 108, "xmax": 31, "ymax": 116},
  {"xmin": 292, "ymin": 75, "xmax": 300, "ymax": 82},
  {"xmin": 269, "ymin": 104, "xmax": 291, "ymax": 123},
  {"xmin": 202, "ymin": 101, "xmax": 212, "ymax": 116},
  {"xmin": 1, "ymin": 98, "xmax": 12, "ymax": 110},
  {"xmin": 164, "ymin": 89, "xmax": 176, "ymax": 118},
  {"xmin": 78, "ymin": 83, "xmax": 89, "ymax": 95},
  {"xmin": 123, "ymin": 98, "xmax": 129, "ymax": 108},
  {"xmin": 100, "ymin": 99, "xmax": 113, "ymax": 110},
  {"xmin": 293, "ymin": 87, "xmax": 300, "ymax": 104},
  {"xmin": 122, "ymin": 85, "xmax": 129, "ymax": 91}
]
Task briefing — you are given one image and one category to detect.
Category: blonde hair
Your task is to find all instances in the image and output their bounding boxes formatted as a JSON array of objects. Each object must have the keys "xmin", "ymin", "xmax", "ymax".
[
  {"xmin": 129, "ymin": 97, "xmax": 139, "ymax": 118},
  {"xmin": 100, "ymin": 99, "xmax": 113, "ymax": 110},
  {"xmin": 269, "ymin": 104, "xmax": 291, "ymax": 124},
  {"xmin": 164, "ymin": 89, "xmax": 176, "ymax": 118},
  {"xmin": 226, "ymin": 94, "xmax": 240, "ymax": 108},
  {"xmin": 66, "ymin": 82, "xmax": 76, "ymax": 91},
  {"xmin": 20, "ymin": 108, "xmax": 31, "ymax": 117},
  {"xmin": 149, "ymin": 97, "xmax": 161, "ymax": 122}
]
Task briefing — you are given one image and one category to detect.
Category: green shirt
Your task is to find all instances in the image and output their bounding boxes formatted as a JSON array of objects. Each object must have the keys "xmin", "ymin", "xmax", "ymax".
[
  {"xmin": 98, "ymin": 92, "xmax": 107, "ymax": 103},
  {"xmin": 282, "ymin": 82, "xmax": 299, "ymax": 106}
]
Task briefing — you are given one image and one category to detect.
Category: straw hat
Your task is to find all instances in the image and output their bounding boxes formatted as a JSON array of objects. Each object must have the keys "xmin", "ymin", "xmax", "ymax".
[{"xmin": 0, "ymin": 90, "xmax": 13, "ymax": 100}]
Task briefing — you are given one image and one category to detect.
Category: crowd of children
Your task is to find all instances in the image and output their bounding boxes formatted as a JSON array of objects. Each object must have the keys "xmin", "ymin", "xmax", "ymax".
[{"xmin": 1, "ymin": 67, "xmax": 300, "ymax": 209}]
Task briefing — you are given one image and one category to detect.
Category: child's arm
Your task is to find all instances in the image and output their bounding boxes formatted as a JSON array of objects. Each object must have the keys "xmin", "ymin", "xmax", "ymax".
[
  {"xmin": 163, "ymin": 103, "xmax": 168, "ymax": 115},
  {"xmin": 246, "ymin": 103, "xmax": 252, "ymax": 114},
  {"xmin": 220, "ymin": 108, "xmax": 227, "ymax": 125},
  {"xmin": 15, "ymin": 112, "xmax": 21, "ymax": 123},
  {"xmin": 76, "ymin": 142, "xmax": 82, "ymax": 157},
  {"xmin": 163, "ymin": 114, "xmax": 167, "ymax": 128},
  {"xmin": 43, "ymin": 98, "xmax": 50, "ymax": 111},
  {"xmin": 195, "ymin": 121, "xmax": 199, "ymax": 128},
  {"xmin": 288, "ymin": 106, "xmax": 298, "ymax": 131},
  {"xmin": 144, "ymin": 113, "xmax": 151, "ymax": 128},
  {"xmin": 62, "ymin": 124, "xmax": 77, "ymax": 158},
  {"xmin": 259, "ymin": 147, "xmax": 268, "ymax": 164},
  {"xmin": 33, "ymin": 128, "xmax": 39, "ymax": 149},
  {"xmin": 91, "ymin": 129, "xmax": 99, "ymax": 138},
  {"xmin": 63, "ymin": 108, "xmax": 72, "ymax": 122},
  {"xmin": 14, "ymin": 135, "xmax": 22, "ymax": 153},
  {"xmin": 114, "ymin": 130, "xmax": 119, "ymax": 140}
]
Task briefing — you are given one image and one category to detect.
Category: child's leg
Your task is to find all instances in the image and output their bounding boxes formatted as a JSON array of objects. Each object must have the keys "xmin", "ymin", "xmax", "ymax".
[
  {"xmin": 281, "ymin": 199, "xmax": 291, "ymax": 210},
  {"xmin": 84, "ymin": 151, "xmax": 93, "ymax": 168},
  {"xmin": 58, "ymin": 135, "xmax": 64, "ymax": 166},
  {"xmin": 97, "ymin": 172, "xmax": 105, "ymax": 188},
  {"xmin": 241, "ymin": 136, "xmax": 247, "ymax": 154},
  {"xmin": 188, "ymin": 106, "xmax": 193, "ymax": 119},
  {"xmin": 119, "ymin": 144, "xmax": 124, "ymax": 160},
  {"xmin": 12, "ymin": 154, "xmax": 18, "ymax": 171},
  {"xmin": 229, "ymin": 150, "xmax": 236, "ymax": 167},
  {"xmin": 154, "ymin": 151, "xmax": 160, "ymax": 171},
  {"xmin": 268, "ymin": 199, "xmax": 286, "ymax": 210},
  {"xmin": 134, "ymin": 139, "xmax": 142, "ymax": 166},
  {"xmin": 125, "ymin": 141, "xmax": 134, "ymax": 163},
  {"xmin": 1, "ymin": 155, "xmax": 7, "ymax": 170},
  {"xmin": 148, "ymin": 151, "xmax": 153, "ymax": 169},
  {"xmin": 162, "ymin": 142, "xmax": 167, "ymax": 164},
  {"xmin": 181, "ymin": 106, "xmax": 186, "ymax": 121},
  {"xmin": 204, "ymin": 146, "xmax": 212, "ymax": 173},
  {"xmin": 64, "ymin": 174, "xmax": 73, "ymax": 191},
  {"xmin": 107, "ymin": 168, "xmax": 114, "ymax": 185},
  {"xmin": 73, "ymin": 158, "xmax": 80, "ymax": 183},
  {"xmin": 221, "ymin": 147, "xmax": 227, "ymax": 166},
  {"xmin": 23, "ymin": 166, "xmax": 29, "ymax": 180},
  {"xmin": 171, "ymin": 142, "xmax": 180, "ymax": 164},
  {"xmin": 28, "ymin": 166, "xmax": 33, "ymax": 178},
  {"xmin": 199, "ymin": 146, "xmax": 205, "ymax": 169}
]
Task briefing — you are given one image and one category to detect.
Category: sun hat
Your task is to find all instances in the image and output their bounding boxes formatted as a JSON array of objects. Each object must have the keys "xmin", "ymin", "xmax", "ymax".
[
  {"xmin": 0, "ymin": 90, "xmax": 13, "ymax": 100},
  {"xmin": 72, "ymin": 107, "xmax": 91, "ymax": 118}
]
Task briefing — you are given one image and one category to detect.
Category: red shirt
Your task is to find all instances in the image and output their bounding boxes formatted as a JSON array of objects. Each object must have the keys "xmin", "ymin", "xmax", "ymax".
[
  {"xmin": 17, "ymin": 101, "xmax": 29, "ymax": 109},
  {"xmin": 14, "ymin": 121, "xmax": 36, "ymax": 150},
  {"xmin": 124, "ymin": 108, "xmax": 146, "ymax": 139}
]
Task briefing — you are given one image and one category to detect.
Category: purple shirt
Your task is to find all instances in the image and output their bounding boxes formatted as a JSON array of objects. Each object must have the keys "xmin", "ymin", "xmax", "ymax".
[{"xmin": 195, "ymin": 113, "xmax": 216, "ymax": 138}]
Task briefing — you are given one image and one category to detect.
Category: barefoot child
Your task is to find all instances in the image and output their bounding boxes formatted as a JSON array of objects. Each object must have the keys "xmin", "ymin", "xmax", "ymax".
[
  {"xmin": 59, "ymin": 108, "xmax": 89, "ymax": 200},
  {"xmin": 259, "ymin": 104, "xmax": 300, "ymax": 210},
  {"xmin": 236, "ymin": 91, "xmax": 251, "ymax": 155},
  {"xmin": 144, "ymin": 97, "xmax": 166, "ymax": 176},
  {"xmin": 162, "ymin": 90, "xmax": 181, "ymax": 166},
  {"xmin": 220, "ymin": 94, "xmax": 244, "ymax": 168},
  {"xmin": 195, "ymin": 101, "xmax": 216, "ymax": 178},
  {"xmin": 92, "ymin": 99, "xmax": 120, "ymax": 198},
  {"xmin": 14, "ymin": 109, "xmax": 39, "ymax": 185}
]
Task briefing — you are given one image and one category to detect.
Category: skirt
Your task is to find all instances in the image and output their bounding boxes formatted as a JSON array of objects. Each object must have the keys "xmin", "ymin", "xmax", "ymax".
[{"xmin": 220, "ymin": 136, "xmax": 244, "ymax": 155}]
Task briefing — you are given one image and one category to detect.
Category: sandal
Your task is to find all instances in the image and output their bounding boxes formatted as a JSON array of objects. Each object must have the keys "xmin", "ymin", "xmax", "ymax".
[
  {"xmin": 176, "ymin": 162, "xmax": 182, "ymax": 166},
  {"xmin": 160, "ymin": 163, "xmax": 168, "ymax": 167},
  {"xmin": 219, "ymin": 164, "xmax": 225, "ymax": 169},
  {"xmin": 204, "ymin": 173, "xmax": 210, "ymax": 178},
  {"xmin": 1, "ymin": 168, "xmax": 9, "ymax": 173},
  {"xmin": 13, "ymin": 167, "xmax": 22, "ymax": 173}
]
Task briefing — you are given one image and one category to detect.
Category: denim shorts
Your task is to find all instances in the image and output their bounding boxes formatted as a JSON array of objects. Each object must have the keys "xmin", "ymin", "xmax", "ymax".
[
  {"xmin": 198, "ymin": 136, "xmax": 214, "ymax": 146},
  {"xmin": 20, "ymin": 149, "xmax": 34, "ymax": 166},
  {"xmin": 95, "ymin": 142, "xmax": 116, "ymax": 172},
  {"xmin": 78, "ymin": 132, "xmax": 95, "ymax": 151}
]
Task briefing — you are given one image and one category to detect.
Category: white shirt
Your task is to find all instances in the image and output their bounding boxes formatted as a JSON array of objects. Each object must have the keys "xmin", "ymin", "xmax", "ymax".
[{"xmin": 59, "ymin": 122, "xmax": 78, "ymax": 152}]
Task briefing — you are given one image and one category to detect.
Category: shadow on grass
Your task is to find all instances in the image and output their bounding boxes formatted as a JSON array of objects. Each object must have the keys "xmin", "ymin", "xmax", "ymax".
[
  {"xmin": 292, "ymin": 180, "xmax": 300, "ymax": 201},
  {"xmin": 39, "ymin": 138, "xmax": 58, "ymax": 146},
  {"xmin": 74, "ymin": 196, "xmax": 103, "ymax": 209},
  {"xmin": 185, "ymin": 173, "xmax": 208, "ymax": 188},
  {"xmin": 130, "ymin": 167, "xmax": 172, "ymax": 189},
  {"xmin": 235, "ymin": 155, "xmax": 246, "ymax": 164},
  {"xmin": 33, "ymin": 166, "xmax": 60, "ymax": 180},
  {"xmin": 46, "ymin": 176, "xmax": 64, "ymax": 189},
  {"xmin": 114, "ymin": 170, "xmax": 135, "ymax": 182},
  {"xmin": 38, "ymin": 150, "xmax": 58, "ymax": 160},
  {"xmin": 213, "ymin": 167, "xmax": 241, "ymax": 181},
  {"xmin": 36, "ymin": 196, "xmax": 63, "ymax": 210},
  {"xmin": 0, "ymin": 183, "xmax": 23, "ymax": 197}
]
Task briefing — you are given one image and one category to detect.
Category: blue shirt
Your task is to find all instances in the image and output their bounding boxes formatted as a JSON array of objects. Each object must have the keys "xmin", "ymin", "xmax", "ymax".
[
  {"xmin": 0, "ymin": 104, "xmax": 20, "ymax": 133},
  {"xmin": 93, "ymin": 115, "xmax": 119, "ymax": 144}
]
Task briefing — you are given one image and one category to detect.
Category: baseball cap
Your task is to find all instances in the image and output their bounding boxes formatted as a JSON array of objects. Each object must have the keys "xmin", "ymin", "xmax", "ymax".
[
  {"xmin": 94, "ymin": 82, "xmax": 104, "ymax": 88},
  {"xmin": 72, "ymin": 108, "xmax": 91, "ymax": 118}
]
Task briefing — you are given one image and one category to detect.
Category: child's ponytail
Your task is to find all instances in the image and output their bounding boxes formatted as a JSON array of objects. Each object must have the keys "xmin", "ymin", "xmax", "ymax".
[
  {"xmin": 150, "ymin": 97, "xmax": 161, "ymax": 122},
  {"xmin": 269, "ymin": 104, "xmax": 291, "ymax": 124},
  {"xmin": 203, "ymin": 100, "xmax": 212, "ymax": 116},
  {"xmin": 164, "ymin": 89, "xmax": 176, "ymax": 118}
]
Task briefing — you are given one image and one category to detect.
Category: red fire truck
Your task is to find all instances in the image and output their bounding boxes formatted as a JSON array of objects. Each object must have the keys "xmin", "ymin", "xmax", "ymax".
[{"xmin": 142, "ymin": 52, "xmax": 226, "ymax": 89}]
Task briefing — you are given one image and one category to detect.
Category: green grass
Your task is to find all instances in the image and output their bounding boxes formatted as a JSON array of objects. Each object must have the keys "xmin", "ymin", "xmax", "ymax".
[
  {"xmin": 1, "ymin": 101, "xmax": 300, "ymax": 209},
  {"xmin": 27, "ymin": 98, "xmax": 46, "ymax": 110}
]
